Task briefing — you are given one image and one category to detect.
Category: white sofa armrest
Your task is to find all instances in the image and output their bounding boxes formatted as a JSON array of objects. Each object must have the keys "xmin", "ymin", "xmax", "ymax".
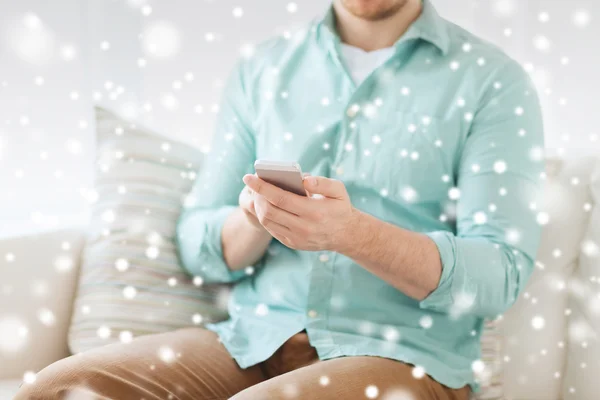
[
  {"xmin": 0, "ymin": 227, "xmax": 86, "ymax": 380},
  {"xmin": 499, "ymin": 157, "xmax": 597, "ymax": 400},
  {"xmin": 563, "ymin": 158, "xmax": 600, "ymax": 400}
]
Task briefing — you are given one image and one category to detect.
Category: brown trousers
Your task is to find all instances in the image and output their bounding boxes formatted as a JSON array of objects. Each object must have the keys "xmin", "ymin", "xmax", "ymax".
[{"xmin": 15, "ymin": 328, "xmax": 470, "ymax": 400}]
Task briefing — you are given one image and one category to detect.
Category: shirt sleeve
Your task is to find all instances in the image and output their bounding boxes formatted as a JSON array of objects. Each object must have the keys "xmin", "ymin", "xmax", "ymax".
[
  {"xmin": 420, "ymin": 61, "xmax": 545, "ymax": 319},
  {"xmin": 176, "ymin": 59, "xmax": 257, "ymax": 284}
]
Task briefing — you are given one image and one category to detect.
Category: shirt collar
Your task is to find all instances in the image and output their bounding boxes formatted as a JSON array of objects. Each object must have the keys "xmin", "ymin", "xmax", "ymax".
[{"xmin": 317, "ymin": 0, "xmax": 450, "ymax": 56}]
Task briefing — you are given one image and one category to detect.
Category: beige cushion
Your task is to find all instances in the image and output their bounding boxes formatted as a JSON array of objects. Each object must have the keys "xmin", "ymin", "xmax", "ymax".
[
  {"xmin": 0, "ymin": 228, "xmax": 85, "ymax": 379},
  {"xmin": 499, "ymin": 156, "xmax": 598, "ymax": 400},
  {"xmin": 562, "ymin": 158, "xmax": 600, "ymax": 400},
  {"xmin": 68, "ymin": 107, "xmax": 229, "ymax": 353}
]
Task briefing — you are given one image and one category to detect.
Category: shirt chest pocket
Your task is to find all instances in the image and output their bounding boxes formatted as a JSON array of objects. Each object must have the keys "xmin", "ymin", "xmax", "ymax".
[{"xmin": 346, "ymin": 111, "xmax": 455, "ymax": 205}]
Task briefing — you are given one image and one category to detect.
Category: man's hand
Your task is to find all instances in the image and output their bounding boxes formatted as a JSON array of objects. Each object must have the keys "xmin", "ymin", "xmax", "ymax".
[
  {"xmin": 238, "ymin": 185, "xmax": 265, "ymax": 231},
  {"xmin": 242, "ymin": 174, "xmax": 360, "ymax": 252},
  {"xmin": 220, "ymin": 185, "xmax": 273, "ymax": 271}
]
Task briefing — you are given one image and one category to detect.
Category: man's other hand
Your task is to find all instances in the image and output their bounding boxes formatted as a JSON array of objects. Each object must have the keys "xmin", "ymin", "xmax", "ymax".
[{"xmin": 242, "ymin": 174, "xmax": 360, "ymax": 252}]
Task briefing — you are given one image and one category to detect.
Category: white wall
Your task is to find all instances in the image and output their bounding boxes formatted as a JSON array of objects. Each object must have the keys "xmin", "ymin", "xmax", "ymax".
[{"xmin": 0, "ymin": 0, "xmax": 598, "ymax": 237}]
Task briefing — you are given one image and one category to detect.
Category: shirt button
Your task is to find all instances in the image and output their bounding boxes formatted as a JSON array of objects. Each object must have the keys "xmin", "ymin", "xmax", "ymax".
[
  {"xmin": 319, "ymin": 254, "xmax": 329, "ymax": 263},
  {"xmin": 346, "ymin": 104, "xmax": 360, "ymax": 118},
  {"xmin": 308, "ymin": 310, "xmax": 318, "ymax": 318},
  {"xmin": 335, "ymin": 166, "xmax": 344, "ymax": 176}
]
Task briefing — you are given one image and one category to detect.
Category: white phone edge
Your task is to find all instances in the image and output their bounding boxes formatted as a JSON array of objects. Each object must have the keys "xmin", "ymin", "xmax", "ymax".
[{"xmin": 254, "ymin": 159, "xmax": 302, "ymax": 173}]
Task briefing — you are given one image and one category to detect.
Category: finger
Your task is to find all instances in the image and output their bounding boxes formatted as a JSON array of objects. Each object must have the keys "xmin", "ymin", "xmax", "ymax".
[
  {"xmin": 245, "ymin": 199, "xmax": 257, "ymax": 216},
  {"xmin": 268, "ymin": 229, "xmax": 293, "ymax": 249},
  {"xmin": 243, "ymin": 174, "xmax": 309, "ymax": 215},
  {"xmin": 302, "ymin": 172, "xmax": 311, "ymax": 179},
  {"xmin": 255, "ymin": 195, "xmax": 302, "ymax": 229},
  {"xmin": 303, "ymin": 176, "xmax": 348, "ymax": 199},
  {"xmin": 261, "ymin": 219, "xmax": 299, "ymax": 249},
  {"xmin": 239, "ymin": 190, "xmax": 256, "ymax": 214}
]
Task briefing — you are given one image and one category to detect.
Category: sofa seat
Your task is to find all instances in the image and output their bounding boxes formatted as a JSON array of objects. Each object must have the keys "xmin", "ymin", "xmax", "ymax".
[{"xmin": 0, "ymin": 379, "xmax": 23, "ymax": 399}]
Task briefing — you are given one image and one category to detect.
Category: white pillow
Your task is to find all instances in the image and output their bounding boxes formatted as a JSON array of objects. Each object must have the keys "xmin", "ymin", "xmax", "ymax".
[{"xmin": 68, "ymin": 107, "xmax": 229, "ymax": 353}]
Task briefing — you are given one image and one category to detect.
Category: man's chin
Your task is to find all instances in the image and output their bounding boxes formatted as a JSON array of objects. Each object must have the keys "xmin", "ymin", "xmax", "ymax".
[{"xmin": 341, "ymin": 0, "xmax": 410, "ymax": 21}]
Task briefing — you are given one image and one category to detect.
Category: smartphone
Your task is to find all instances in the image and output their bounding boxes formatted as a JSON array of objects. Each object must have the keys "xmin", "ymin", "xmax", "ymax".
[{"xmin": 254, "ymin": 160, "xmax": 306, "ymax": 196}]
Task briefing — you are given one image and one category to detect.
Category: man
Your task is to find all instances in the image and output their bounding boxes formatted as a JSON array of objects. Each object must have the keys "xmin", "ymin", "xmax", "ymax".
[{"xmin": 16, "ymin": 0, "xmax": 543, "ymax": 399}]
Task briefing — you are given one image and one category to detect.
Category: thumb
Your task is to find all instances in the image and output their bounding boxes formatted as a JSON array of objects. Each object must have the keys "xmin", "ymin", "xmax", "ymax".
[{"xmin": 303, "ymin": 176, "xmax": 347, "ymax": 199}]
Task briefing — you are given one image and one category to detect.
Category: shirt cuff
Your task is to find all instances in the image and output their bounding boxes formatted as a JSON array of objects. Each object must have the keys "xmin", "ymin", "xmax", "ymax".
[
  {"xmin": 420, "ymin": 230, "xmax": 459, "ymax": 312},
  {"xmin": 176, "ymin": 205, "xmax": 248, "ymax": 283}
]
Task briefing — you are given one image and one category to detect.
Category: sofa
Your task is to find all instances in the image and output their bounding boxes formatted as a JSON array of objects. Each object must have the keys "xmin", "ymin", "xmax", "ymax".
[{"xmin": 1, "ymin": 155, "xmax": 598, "ymax": 400}]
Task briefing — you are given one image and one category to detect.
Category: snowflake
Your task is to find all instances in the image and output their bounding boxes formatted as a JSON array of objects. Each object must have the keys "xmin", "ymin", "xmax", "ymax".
[
  {"xmin": 0, "ymin": 317, "xmax": 29, "ymax": 352},
  {"xmin": 233, "ymin": 7, "xmax": 244, "ymax": 18},
  {"xmin": 23, "ymin": 371, "xmax": 37, "ymax": 384},
  {"xmin": 471, "ymin": 359, "xmax": 486, "ymax": 374},
  {"xmin": 97, "ymin": 325, "xmax": 111, "ymax": 339},
  {"xmin": 60, "ymin": 44, "xmax": 77, "ymax": 60},
  {"xmin": 192, "ymin": 313, "xmax": 203, "ymax": 324},
  {"xmin": 581, "ymin": 240, "xmax": 599, "ymax": 257},
  {"xmin": 533, "ymin": 35, "xmax": 551, "ymax": 52},
  {"xmin": 363, "ymin": 104, "xmax": 377, "ymax": 118},
  {"xmin": 365, "ymin": 385, "xmax": 379, "ymax": 398},
  {"xmin": 573, "ymin": 9, "xmax": 591, "ymax": 28},
  {"xmin": 119, "ymin": 331, "xmax": 133, "ymax": 343},
  {"xmin": 255, "ymin": 303, "xmax": 269, "ymax": 316},
  {"xmin": 158, "ymin": 346, "xmax": 176, "ymax": 363},
  {"xmin": 38, "ymin": 308, "xmax": 56, "ymax": 326},
  {"xmin": 448, "ymin": 187, "xmax": 460, "ymax": 200},
  {"xmin": 382, "ymin": 326, "xmax": 400, "ymax": 342},
  {"xmin": 473, "ymin": 212, "xmax": 487, "ymax": 225},
  {"xmin": 419, "ymin": 315, "xmax": 433, "ymax": 329},
  {"xmin": 412, "ymin": 366, "xmax": 426, "ymax": 379},
  {"xmin": 531, "ymin": 315, "xmax": 545, "ymax": 330},
  {"xmin": 146, "ymin": 246, "xmax": 160, "ymax": 259},
  {"xmin": 358, "ymin": 321, "xmax": 374, "ymax": 335},
  {"xmin": 143, "ymin": 21, "xmax": 182, "ymax": 58},
  {"xmin": 400, "ymin": 186, "xmax": 418, "ymax": 203},
  {"xmin": 123, "ymin": 286, "xmax": 137, "ymax": 299},
  {"xmin": 204, "ymin": 32, "xmax": 215, "ymax": 43},
  {"xmin": 450, "ymin": 292, "xmax": 476, "ymax": 319},
  {"xmin": 286, "ymin": 2, "xmax": 298, "ymax": 13},
  {"xmin": 115, "ymin": 258, "xmax": 130, "ymax": 272}
]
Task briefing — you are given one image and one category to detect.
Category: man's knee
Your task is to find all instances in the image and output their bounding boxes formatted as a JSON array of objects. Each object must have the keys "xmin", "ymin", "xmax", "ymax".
[{"xmin": 14, "ymin": 353, "xmax": 109, "ymax": 400}]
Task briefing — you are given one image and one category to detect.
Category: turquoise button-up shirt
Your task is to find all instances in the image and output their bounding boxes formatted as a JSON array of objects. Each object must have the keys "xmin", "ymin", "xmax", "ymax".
[{"xmin": 176, "ymin": 0, "xmax": 544, "ymax": 390}]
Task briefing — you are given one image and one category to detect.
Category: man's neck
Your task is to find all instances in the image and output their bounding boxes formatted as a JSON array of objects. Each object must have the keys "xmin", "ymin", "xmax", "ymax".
[{"xmin": 333, "ymin": 0, "xmax": 423, "ymax": 52}]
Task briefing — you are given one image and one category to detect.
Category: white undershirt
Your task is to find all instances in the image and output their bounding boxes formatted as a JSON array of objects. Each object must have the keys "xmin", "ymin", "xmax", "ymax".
[{"xmin": 339, "ymin": 43, "xmax": 395, "ymax": 85}]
